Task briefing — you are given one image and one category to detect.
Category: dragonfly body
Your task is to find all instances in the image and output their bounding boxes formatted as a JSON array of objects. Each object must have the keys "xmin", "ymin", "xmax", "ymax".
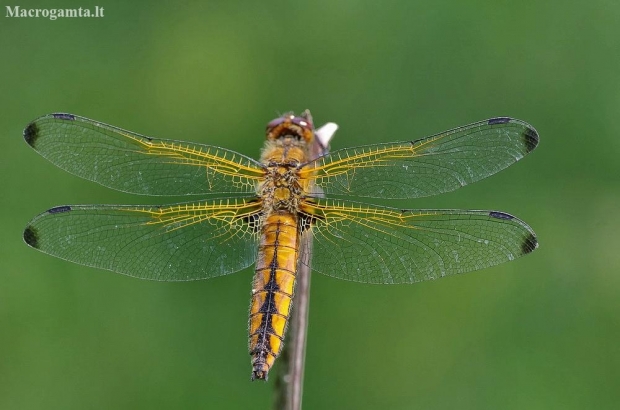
[
  {"xmin": 23, "ymin": 111, "xmax": 539, "ymax": 381},
  {"xmin": 250, "ymin": 113, "xmax": 316, "ymax": 380}
]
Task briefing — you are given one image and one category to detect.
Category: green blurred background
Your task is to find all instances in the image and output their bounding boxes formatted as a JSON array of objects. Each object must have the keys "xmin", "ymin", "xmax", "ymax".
[{"xmin": 2, "ymin": 1, "xmax": 619, "ymax": 409}]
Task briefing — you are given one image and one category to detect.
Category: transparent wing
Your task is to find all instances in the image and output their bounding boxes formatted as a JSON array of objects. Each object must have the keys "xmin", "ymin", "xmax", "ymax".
[
  {"xmin": 299, "ymin": 199, "xmax": 538, "ymax": 284},
  {"xmin": 23, "ymin": 198, "xmax": 263, "ymax": 281},
  {"xmin": 24, "ymin": 113, "xmax": 265, "ymax": 196},
  {"xmin": 301, "ymin": 118, "xmax": 538, "ymax": 199}
]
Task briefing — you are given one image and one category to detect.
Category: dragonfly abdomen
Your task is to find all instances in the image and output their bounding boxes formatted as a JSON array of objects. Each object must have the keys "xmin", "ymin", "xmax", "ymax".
[{"xmin": 249, "ymin": 212, "xmax": 300, "ymax": 381}]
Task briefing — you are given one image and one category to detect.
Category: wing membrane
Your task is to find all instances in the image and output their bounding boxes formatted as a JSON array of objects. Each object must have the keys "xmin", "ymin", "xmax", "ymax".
[
  {"xmin": 300, "ymin": 199, "xmax": 537, "ymax": 284},
  {"xmin": 301, "ymin": 118, "xmax": 538, "ymax": 199},
  {"xmin": 23, "ymin": 198, "xmax": 263, "ymax": 281},
  {"xmin": 24, "ymin": 113, "xmax": 265, "ymax": 196}
]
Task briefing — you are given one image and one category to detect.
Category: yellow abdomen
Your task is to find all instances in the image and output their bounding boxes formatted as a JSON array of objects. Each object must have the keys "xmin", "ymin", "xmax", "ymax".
[{"xmin": 249, "ymin": 212, "xmax": 300, "ymax": 380}]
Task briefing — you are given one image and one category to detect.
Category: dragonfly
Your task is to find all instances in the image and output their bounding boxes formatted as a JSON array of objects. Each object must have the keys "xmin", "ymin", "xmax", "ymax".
[{"xmin": 23, "ymin": 111, "xmax": 538, "ymax": 381}]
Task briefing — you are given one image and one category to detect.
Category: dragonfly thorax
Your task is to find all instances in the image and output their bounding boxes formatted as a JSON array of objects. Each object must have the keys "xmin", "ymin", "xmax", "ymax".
[
  {"xmin": 259, "ymin": 163, "xmax": 304, "ymax": 213},
  {"xmin": 258, "ymin": 135, "xmax": 312, "ymax": 214}
]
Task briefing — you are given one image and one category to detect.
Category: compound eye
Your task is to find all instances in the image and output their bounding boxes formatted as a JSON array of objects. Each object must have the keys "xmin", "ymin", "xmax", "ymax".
[
  {"xmin": 266, "ymin": 116, "xmax": 286, "ymax": 131},
  {"xmin": 291, "ymin": 116, "xmax": 309, "ymax": 129}
]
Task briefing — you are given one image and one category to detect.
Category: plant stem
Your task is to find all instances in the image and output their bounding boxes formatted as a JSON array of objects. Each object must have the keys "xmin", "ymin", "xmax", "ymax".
[{"xmin": 274, "ymin": 253, "xmax": 311, "ymax": 410}]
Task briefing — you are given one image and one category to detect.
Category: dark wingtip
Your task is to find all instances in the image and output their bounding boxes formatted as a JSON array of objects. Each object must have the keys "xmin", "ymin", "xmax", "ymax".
[
  {"xmin": 25, "ymin": 113, "xmax": 78, "ymax": 147},
  {"xmin": 23, "ymin": 226, "xmax": 39, "ymax": 248},
  {"xmin": 522, "ymin": 125, "xmax": 539, "ymax": 153},
  {"xmin": 23, "ymin": 121, "xmax": 39, "ymax": 147},
  {"xmin": 487, "ymin": 117, "xmax": 539, "ymax": 154},
  {"xmin": 489, "ymin": 211, "xmax": 538, "ymax": 255},
  {"xmin": 521, "ymin": 232, "xmax": 538, "ymax": 255}
]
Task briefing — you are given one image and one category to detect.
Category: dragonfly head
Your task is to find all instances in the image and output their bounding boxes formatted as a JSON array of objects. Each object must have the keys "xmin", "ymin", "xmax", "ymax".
[{"xmin": 266, "ymin": 110, "xmax": 315, "ymax": 144}]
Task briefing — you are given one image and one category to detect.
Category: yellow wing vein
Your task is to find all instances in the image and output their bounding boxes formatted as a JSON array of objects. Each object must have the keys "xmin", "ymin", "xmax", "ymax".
[
  {"xmin": 127, "ymin": 200, "xmax": 262, "ymax": 242},
  {"xmin": 303, "ymin": 200, "xmax": 438, "ymax": 235},
  {"xmin": 301, "ymin": 135, "xmax": 447, "ymax": 179},
  {"xmin": 123, "ymin": 133, "xmax": 265, "ymax": 180}
]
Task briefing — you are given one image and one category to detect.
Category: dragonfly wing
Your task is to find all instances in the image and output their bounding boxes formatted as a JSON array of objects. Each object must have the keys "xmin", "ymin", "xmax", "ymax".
[
  {"xmin": 24, "ymin": 113, "xmax": 265, "ymax": 196},
  {"xmin": 299, "ymin": 199, "xmax": 537, "ymax": 284},
  {"xmin": 302, "ymin": 118, "xmax": 538, "ymax": 199},
  {"xmin": 23, "ymin": 198, "xmax": 263, "ymax": 281}
]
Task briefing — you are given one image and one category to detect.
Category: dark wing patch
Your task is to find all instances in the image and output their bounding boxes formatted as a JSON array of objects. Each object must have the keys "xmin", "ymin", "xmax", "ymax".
[
  {"xmin": 23, "ymin": 121, "xmax": 39, "ymax": 147},
  {"xmin": 23, "ymin": 226, "xmax": 39, "ymax": 248},
  {"xmin": 522, "ymin": 125, "xmax": 539, "ymax": 153},
  {"xmin": 521, "ymin": 232, "xmax": 539, "ymax": 255}
]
